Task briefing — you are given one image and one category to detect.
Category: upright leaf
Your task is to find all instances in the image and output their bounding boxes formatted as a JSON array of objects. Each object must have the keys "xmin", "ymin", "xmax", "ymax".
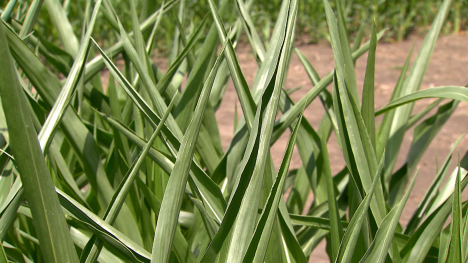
[
  {"xmin": 443, "ymin": 166, "xmax": 463, "ymax": 262},
  {"xmin": 336, "ymin": 154, "xmax": 385, "ymax": 263},
  {"xmin": 0, "ymin": 21, "xmax": 79, "ymax": 263},
  {"xmin": 383, "ymin": 0, "xmax": 454, "ymax": 194},
  {"xmin": 361, "ymin": 172, "xmax": 417, "ymax": 263},
  {"xmin": 361, "ymin": 21, "xmax": 377, "ymax": 149},
  {"xmin": 151, "ymin": 43, "xmax": 226, "ymax": 263},
  {"xmin": 242, "ymin": 114, "xmax": 302, "ymax": 263}
]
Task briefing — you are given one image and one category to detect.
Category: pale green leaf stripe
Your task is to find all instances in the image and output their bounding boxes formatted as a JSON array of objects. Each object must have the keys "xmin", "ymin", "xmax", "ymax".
[
  {"xmin": 336, "ymin": 153, "xmax": 385, "ymax": 263},
  {"xmin": 250, "ymin": 0, "xmax": 289, "ymax": 100},
  {"xmin": 18, "ymin": 0, "xmax": 44, "ymax": 39},
  {"xmin": 427, "ymin": 159, "xmax": 468, "ymax": 217},
  {"xmin": 401, "ymin": 196, "xmax": 452, "ymax": 263},
  {"xmin": 155, "ymin": 16, "xmax": 207, "ymax": 94},
  {"xmin": 82, "ymin": 94, "xmax": 178, "ymax": 262},
  {"xmin": 324, "ymin": 0, "xmax": 386, "ymax": 225},
  {"xmin": 135, "ymin": 178, "xmax": 197, "ymax": 263},
  {"xmin": 361, "ymin": 172, "xmax": 417, "ymax": 263},
  {"xmin": 38, "ymin": 0, "xmax": 102, "ymax": 153},
  {"xmin": 44, "ymin": 0, "xmax": 79, "ymax": 56},
  {"xmin": 0, "ymin": 187, "xmax": 24, "ymax": 241},
  {"xmin": 172, "ymin": 6, "xmax": 224, "ymax": 133},
  {"xmin": 376, "ymin": 86, "xmax": 468, "ymax": 115},
  {"xmin": 243, "ymin": 114, "xmax": 302, "ymax": 263},
  {"xmin": 389, "ymin": 100, "xmax": 458, "ymax": 207},
  {"xmin": 200, "ymin": 1, "xmax": 296, "ymax": 261},
  {"xmin": 234, "ymin": 0, "xmax": 265, "ymax": 63},
  {"xmin": 273, "ymin": 30, "xmax": 385, "ymax": 140},
  {"xmin": 404, "ymin": 135, "xmax": 462, "ymax": 235},
  {"xmin": 289, "ymin": 215, "xmax": 422, "ymax": 254},
  {"xmin": 99, "ymin": 113, "xmax": 226, "ymax": 223},
  {"xmin": 105, "ymin": 95, "xmax": 177, "ymax": 224},
  {"xmin": 0, "ymin": 177, "xmax": 22, "ymax": 217},
  {"xmin": 145, "ymin": 0, "xmax": 166, "ymax": 56},
  {"xmin": 444, "ymin": 167, "xmax": 463, "ymax": 262},
  {"xmin": 3, "ymin": 7, "xmax": 142, "ymax": 243},
  {"xmin": 91, "ymin": 38, "xmax": 161, "ymax": 126},
  {"xmin": 383, "ymin": 0, "xmax": 454, "ymax": 189},
  {"xmin": 130, "ymin": 0, "xmax": 147, "ymax": 64},
  {"xmin": 151, "ymin": 43, "xmax": 227, "ymax": 263},
  {"xmin": 0, "ymin": 22, "xmax": 78, "ymax": 263},
  {"xmin": 219, "ymin": 0, "xmax": 298, "ymax": 261},
  {"xmin": 56, "ymin": 190, "xmax": 151, "ymax": 262},
  {"xmin": 83, "ymin": 0, "xmax": 177, "ymax": 81},
  {"xmin": 117, "ymin": 22, "xmax": 184, "ymax": 140},
  {"xmin": 92, "ymin": 38, "xmax": 182, "ymax": 149},
  {"xmin": 335, "ymin": 0, "xmax": 359, "ymax": 102},
  {"xmin": 375, "ymin": 45, "xmax": 413, "ymax": 160},
  {"xmin": 321, "ymin": 126, "xmax": 344, "ymax": 262},
  {"xmin": 188, "ymin": 195, "xmax": 218, "ymax": 239},
  {"xmin": 110, "ymin": 12, "xmax": 223, "ymax": 174},
  {"xmin": 0, "ymin": 0, "xmax": 17, "ymax": 20},
  {"xmin": 207, "ymin": 0, "xmax": 256, "ymax": 128},
  {"xmin": 361, "ymin": 21, "xmax": 377, "ymax": 149},
  {"xmin": 69, "ymin": 227, "xmax": 124, "ymax": 263},
  {"xmin": 399, "ymin": 170, "xmax": 468, "ymax": 263},
  {"xmin": 0, "ymin": 241, "xmax": 7, "ymax": 263},
  {"xmin": 463, "ymin": 207, "xmax": 468, "ymax": 263}
]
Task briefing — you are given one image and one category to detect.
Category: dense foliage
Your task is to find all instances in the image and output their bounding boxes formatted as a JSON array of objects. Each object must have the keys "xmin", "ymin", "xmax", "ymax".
[
  {"xmin": 0, "ymin": 0, "xmax": 467, "ymax": 262},
  {"xmin": 2, "ymin": 0, "xmax": 467, "ymax": 50}
]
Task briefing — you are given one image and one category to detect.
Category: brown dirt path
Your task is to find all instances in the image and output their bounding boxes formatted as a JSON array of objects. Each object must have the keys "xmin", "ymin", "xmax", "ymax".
[{"xmin": 215, "ymin": 34, "xmax": 468, "ymax": 262}]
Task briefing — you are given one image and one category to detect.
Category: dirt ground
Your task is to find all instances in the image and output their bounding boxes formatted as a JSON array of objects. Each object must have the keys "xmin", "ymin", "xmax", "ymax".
[{"xmin": 214, "ymin": 34, "xmax": 468, "ymax": 262}]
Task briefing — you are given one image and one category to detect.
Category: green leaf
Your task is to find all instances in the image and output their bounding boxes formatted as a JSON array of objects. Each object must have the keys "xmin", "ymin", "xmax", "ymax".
[
  {"xmin": 361, "ymin": 21, "xmax": 377, "ymax": 149},
  {"xmin": 336, "ymin": 153, "xmax": 385, "ymax": 263},
  {"xmin": 243, "ymin": 114, "xmax": 302, "ymax": 263},
  {"xmin": 273, "ymin": 29, "xmax": 385, "ymax": 152},
  {"xmin": 361, "ymin": 172, "xmax": 417, "ymax": 263},
  {"xmin": 401, "ymin": 161, "xmax": 468, "ymax": 263},
  {"xmin": 462, "ymin": 205, "xmax": 468, "ymax": 263},
  {"xmin": 382, "ymin": 0, "xmax": 454, "ymax": 189},
  {"xmin": 443, "ymin": 165, "xmax": 463, "ymax": 262},
  {"xmin": 4, "ymin": 21, "xmax": 141, "ymax": 241},
  {"xmin": 57, "ymin": 190, "xmax": 151, "ymax": 262},
  {"xmin": 404, "ymin": 135, "xmax": 462, "ymax": 235},
  {"xmin": 69, "ymin": 227, "xmax": 125, "ymax": 263},
  {"xmin": 321, "ymin": 127, "xmax": 344, "ymax": 262},
  {"xmin": 38, "ymin": 0, "xmax": 102, "ymax": 153},
  {"xmin": 324, "ymin": 0, "xmax": 387, "ymax": 226},
  {"xmin": 376, "ymin": 86, "xmax": 468, "ymax": 115},
  {"xmin": 207, "ymin": 0, "xmax": 256, "ymax": 129},
  {"xmin": 200, "ymin": 1, "xmax": 298, "ymax": 261},
  {"xmin": 83, "ymin": 0, "xmax": 177, "ymax": 82},
  {"xmin": 0, "ymin": 21, "xmax": 79, "ymax": 263},
  {"xmin": 234, "ymin": 0, "xmax": 265, "ymax": 63},
  {"xmin": 81, "ymin": 94, "xmax": 178, "ymax": 262},
  {"xmin": 151, "ymin": 42, "xmax": 227, "ymax": 263},
  {"xmin": 18, "ymin": 0, "xmax": 44, "ymax": 39},
  {"xmin": 0, "ymin": 241, "xmax": 7, "ymax": 263},
  {"xmin": 99, "ymin": 112, "xmax": 226, "ymax": 223},
  {"xmin": 388, "ymin": 100, "xmax": 458, "ymax": 205},
  {"xmin": 44, "ymin": 0, "xmax": 79, "ymax": 56}
]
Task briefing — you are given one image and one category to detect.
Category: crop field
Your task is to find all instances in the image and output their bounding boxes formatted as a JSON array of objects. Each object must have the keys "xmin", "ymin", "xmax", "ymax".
[{"xmin": 0, "ymin": 0, "xmax": 468, "ymax": 263}]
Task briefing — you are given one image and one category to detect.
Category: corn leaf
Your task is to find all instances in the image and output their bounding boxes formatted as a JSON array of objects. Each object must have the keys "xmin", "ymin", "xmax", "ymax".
[{"xmin": 0, "ymin": 21, "xmax": 79, "ymax": 263}]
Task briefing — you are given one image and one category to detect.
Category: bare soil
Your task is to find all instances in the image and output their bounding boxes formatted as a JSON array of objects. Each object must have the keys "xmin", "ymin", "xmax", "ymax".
[{"xmin": 214, "ymin": 34, "xmax": 468, "ymax": 262}]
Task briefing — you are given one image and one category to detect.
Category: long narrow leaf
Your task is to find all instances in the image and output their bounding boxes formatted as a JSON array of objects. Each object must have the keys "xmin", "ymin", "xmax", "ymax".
[
  {"xmin": 243, "ymin": 114, "xmax": 302, "ymax": 263},
  {"xmin": 361, "ymin": 172, "xmax": 417, "ymax": 263},
  {"xmin": 0, "ymin": 21, "xmax": 79, "ymax": 263},
  {"xmin": 151, "ymin": 43, "xmax": 227, "ymax": 263}
]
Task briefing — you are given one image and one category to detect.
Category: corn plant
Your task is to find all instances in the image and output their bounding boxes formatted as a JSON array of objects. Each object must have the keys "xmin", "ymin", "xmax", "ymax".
[{"xmin": 0, "ymin": 0, "xmax": 467, "ymax": 262}]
